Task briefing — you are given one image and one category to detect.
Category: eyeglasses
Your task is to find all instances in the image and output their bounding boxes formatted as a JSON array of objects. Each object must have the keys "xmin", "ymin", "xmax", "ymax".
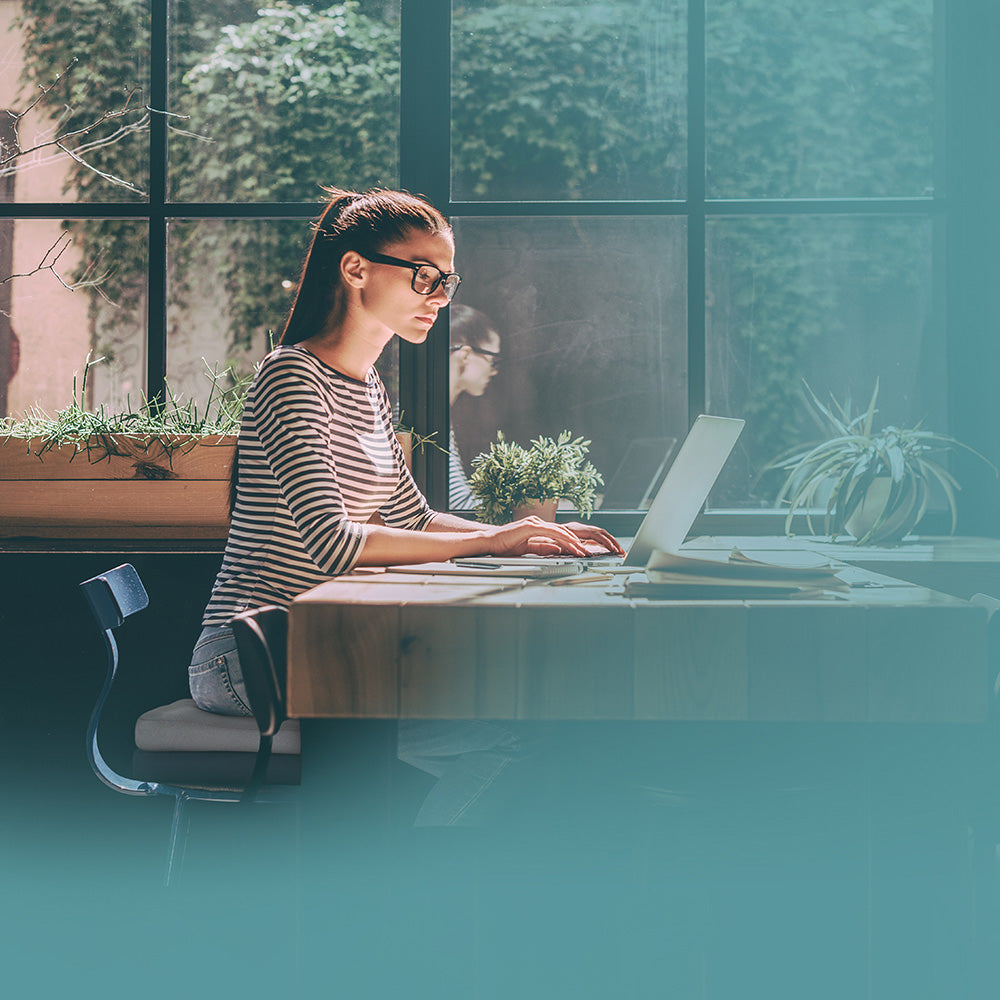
[
  {"xmin": 451, "ymin": 344, "xmax": 500, "ymax": 369},
  {"xmin": 363, "ymin": 252, "xmax": 462, "ymax": 302}
]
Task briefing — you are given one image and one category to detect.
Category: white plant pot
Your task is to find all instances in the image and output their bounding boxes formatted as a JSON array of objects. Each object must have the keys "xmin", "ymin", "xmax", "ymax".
[{"xmin": 844, "ymin": 475, "xmax": 926, "ymax": 544}]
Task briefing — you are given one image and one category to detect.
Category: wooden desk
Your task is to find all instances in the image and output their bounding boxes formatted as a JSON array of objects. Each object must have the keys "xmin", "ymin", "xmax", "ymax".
[{"xmin": 287, "ymin": 553, "xmax": 989, "ymax": 724}]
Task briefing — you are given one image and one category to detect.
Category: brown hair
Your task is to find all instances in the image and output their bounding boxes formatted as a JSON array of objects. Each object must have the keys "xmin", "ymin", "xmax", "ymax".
[
  {"xmin": 278, "ymin": 187, "xmax": 453, "ymax": 346},
  {"xmin": 449, "ymin": 303, "xmax": 500, "ymax": 352}
]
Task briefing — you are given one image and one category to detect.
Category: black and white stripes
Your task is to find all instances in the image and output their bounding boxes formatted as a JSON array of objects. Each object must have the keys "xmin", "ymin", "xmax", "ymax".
[{"xmin": 203, "ymin": 345, "xmax": 433, "ymax": 625}]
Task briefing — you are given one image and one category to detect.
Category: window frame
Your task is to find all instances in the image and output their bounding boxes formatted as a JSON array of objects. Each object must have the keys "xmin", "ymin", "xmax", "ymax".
[{"xmin": 4, "ymin": 0, "xmax": 997, "ymax": 537}]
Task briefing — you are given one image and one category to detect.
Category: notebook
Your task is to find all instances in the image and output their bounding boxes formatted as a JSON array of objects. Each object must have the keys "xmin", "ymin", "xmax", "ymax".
[{"xmin": 453, "ymin": 414, "xmax": 746, "ymax": 571}]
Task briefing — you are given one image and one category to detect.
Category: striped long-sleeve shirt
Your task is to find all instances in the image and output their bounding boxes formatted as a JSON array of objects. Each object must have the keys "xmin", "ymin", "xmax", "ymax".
[
  {"xmin": 448, "ymin": 426, "xmax": 478, "ymax": 510},
  {"xmin": 202, "ymin": 345, "xmax": 434, "ymax": 626}
]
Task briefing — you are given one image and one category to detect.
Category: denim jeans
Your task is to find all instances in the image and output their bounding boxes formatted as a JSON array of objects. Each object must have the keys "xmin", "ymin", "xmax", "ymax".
[
  {"xmin": 188, "ymin": 624, "xmax": 252, "ymax": 717},
  {"xmin": 397, "ymin": 720, "xmax": 523, "ymax": 826}
]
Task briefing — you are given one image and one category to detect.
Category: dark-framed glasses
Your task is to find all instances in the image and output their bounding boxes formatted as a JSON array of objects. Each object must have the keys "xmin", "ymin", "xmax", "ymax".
[
  {"xmin": 451, "ymin": 344, "xmax": 500, "ymax": 369},
  {"xmin": 363, "ymin": 252, "xmax": 462, "ymax": 302}
]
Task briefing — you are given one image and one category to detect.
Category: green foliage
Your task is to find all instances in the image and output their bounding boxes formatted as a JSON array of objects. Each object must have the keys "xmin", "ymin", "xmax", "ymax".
[
  {"xmin": 469, "ymin": 430, "xmax": 603, "ymax": 525},
  {"xmin": 15, "ymin": 0, "xmax": 151, "ymax": 324},
  {"xmin": 451, "ymin": 2, "xmax": 685, "ymax": 199},
  {"xmin": 169, "ymin": 1, "xmax": 400, "ymax": 349},
  {"xmin": 177, "ymin": 2, "xmax": 398, "ymax": 202},
  {"xmin": 0, "ymin": 353, "xmax": 252, "ymax": 463},
  {"xmin": 707, "ymin": 0, "xmax": 933, "ymax": 198},
  {"xmin": 14, "ymin": 0, "xmax": 940, "ymax": 497},
  {"xmin": 15, "ymin": 1, "xmax": 399, "ymax": 350},
  {"xmin": 768, "ymin": 380, "xmax": 995, "ymax": 543},
  {"xmin": 706, "ymin": 0, "xmax": 935, "ymax": 479}
]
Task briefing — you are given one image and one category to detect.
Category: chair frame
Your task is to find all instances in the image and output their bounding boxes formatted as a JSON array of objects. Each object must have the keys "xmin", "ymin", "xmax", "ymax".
[{"xmin": 80, "ymin": 563, "xmax": 295, "ymax": 884}]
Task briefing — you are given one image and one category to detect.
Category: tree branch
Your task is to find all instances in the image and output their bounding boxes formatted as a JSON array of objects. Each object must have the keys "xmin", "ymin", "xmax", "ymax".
[{"xmin": 0, "ymin": 232, "xmax": 117, "ymax": 304}]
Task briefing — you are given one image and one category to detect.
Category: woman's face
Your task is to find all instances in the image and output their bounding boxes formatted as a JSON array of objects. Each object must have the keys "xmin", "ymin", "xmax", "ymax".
[
  {"xmin": 457, "ymin": 329, "xmax": 501, "ymax": 397},
  {"xmin": 358, "ymin": 229, "xmax": 456, "ymax": 345}
]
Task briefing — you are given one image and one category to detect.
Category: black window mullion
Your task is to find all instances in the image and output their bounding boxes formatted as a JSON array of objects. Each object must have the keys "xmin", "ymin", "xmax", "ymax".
[
  {"xmin": 944, "ymin": 0, "xmax": 1000, "ymax": 535},
  {"xmin": 147, "ymin": 0, "xmax": 169, "ymax": 405},
  {"xmin": 687, "ymin": 0, "xmax": 707, "ymax": 424},
  {"xmin": 399, "ymin": 0, "xmax": 451, "ymax": 505}
]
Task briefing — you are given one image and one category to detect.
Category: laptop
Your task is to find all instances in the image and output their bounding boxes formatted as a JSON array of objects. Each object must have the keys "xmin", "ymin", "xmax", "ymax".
[{"xmin": 455, "ymin": 414, "xmax": 745, "ymax": 571}]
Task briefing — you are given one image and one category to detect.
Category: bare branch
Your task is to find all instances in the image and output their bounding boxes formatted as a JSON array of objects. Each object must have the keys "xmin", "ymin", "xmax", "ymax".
[
  {"xmin": 57, "ymin": 140, "xmax": 145, "ymax": 196},
  {"xmin": 11, "ymin": 58, "xmax": 80, "ymax": 124},
  {"xmin": 0, "ymin": 90, "xmax": 145, "ymax": 169},
  {"xmin": 0, "ymin": 232, "xmax": 118, "ymax": 304},
  {"xmin": 0, "ymin": 232, "xmax": 73, "ymax": 285},
  {"xmin": 146, "ymin": 106, "xmax": 191, "ymax": 122},
  {"xmin": 168, "ymin": 124, "xmax": 214, "ymax": 143}
]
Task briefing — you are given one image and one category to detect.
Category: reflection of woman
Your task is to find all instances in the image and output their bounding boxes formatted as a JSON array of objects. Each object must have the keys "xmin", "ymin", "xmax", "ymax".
[
  {"xmin": 187, "ymin": 188, "xmax": 622, "ymax": 821},
  {"xmin": 448, "ymin": 304, "xmax": 501, "ymax": 508}
]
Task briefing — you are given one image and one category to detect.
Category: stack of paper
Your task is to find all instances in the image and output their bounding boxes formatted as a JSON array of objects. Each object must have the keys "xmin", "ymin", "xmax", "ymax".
[{"xmin": 625, "ymin": 547, "xmax": 847, "ymax": 599}]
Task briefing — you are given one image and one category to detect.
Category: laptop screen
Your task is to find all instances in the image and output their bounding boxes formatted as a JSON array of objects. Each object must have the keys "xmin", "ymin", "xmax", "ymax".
[{"xmin": 623, "ymin": 414, "xmax": 744, "ymax": 566}]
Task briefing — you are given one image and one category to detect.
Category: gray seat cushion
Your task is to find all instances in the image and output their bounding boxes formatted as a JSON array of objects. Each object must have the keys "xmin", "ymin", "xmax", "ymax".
[{"xmin": 135, "ymin": 698, "xmax": 301, "ymax": 754}]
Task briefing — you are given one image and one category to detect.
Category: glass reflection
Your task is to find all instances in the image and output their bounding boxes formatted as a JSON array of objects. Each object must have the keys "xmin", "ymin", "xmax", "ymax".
[
  {"xmin": 706, "ymin": 215, "xmax": 939, "ymax": 508},
  {"xmin": 450, "ymin": 217, "xmax": 687, "ymax": 511}
]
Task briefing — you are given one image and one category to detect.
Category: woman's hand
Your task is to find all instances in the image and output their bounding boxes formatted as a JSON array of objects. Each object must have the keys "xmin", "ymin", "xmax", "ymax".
[
  {"xmin": 483, "ymin": 517, "xmax": 623, "ymax": 557},
  {"xmin": 560, "ymin": 521, "xmax": 626, "ymax": 556}
]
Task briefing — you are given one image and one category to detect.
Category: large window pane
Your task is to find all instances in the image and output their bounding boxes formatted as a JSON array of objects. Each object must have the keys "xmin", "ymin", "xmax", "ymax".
[
  {"xmin": 706, "ymin": 215, "xmax": 940, "ymax": 508},
  {"xmin": 706, "ymin": 0, "xmax": 935, "ymax": 199},
  {"xmin": 449, "ymin": 217, "xmax": 687, "ymax": 510},
  {"xmin": 166, "ymin": 218, "xmax": 399, "ymax": 414},
  {"xmin": 169, "ymin": 1, "xmax": 400, "ymax": 203},
  {"xmin": 2, "ymin": 219, "xmax": 147, "ymax": 417},
  {"xmin": 2, "ymin": 0, "xmax": 150, "ymax": 205},
  {"xmin": 451, "ymin": 1, "xmax": 687, "ymax": 202}
]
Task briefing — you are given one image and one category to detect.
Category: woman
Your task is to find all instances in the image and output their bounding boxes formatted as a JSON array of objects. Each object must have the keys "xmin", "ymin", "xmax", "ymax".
[
  {"xmin": 448, "ymin": 303, "xmax": 501, "ymax": 508},
  {"xmin": 188, "ymin": 188, "xmax": 622, "ymax": 820}
]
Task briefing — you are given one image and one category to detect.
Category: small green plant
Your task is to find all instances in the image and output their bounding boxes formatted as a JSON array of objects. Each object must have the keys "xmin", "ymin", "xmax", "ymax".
[
  {"xmin": 468, "ymin": 430, "xmax": 604, "ymax": 526},
  {"xmin": 0, "ymin": 353, "xmax": 252, "ymax": 467},
  {"xmin": 391, "ymin": 411, "xmax": 446, "ymax": 456},
  {"xmin": 769, "ymin": 378, "xmax": 995, "ymax": 543}
]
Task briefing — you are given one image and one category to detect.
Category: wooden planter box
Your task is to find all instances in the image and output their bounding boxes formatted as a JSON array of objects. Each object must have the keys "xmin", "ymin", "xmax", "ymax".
[{"xmin": 0, "ymin": 435, "xmax": 236, "ymax": 539}]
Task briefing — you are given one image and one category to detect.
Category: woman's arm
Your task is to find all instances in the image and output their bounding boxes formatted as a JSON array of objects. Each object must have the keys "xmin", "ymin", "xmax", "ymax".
[
  {"xmin": 357, "ymin": 513, "xmax": 624, "ymax": 566},
  {"xmin": 425, "ymin": 510, "xmax": 623, "ymax": 554}
]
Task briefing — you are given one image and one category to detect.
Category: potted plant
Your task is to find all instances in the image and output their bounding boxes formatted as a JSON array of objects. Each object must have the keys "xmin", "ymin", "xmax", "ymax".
[
  {"xmin": 468, "ymin": 430, "xmax": 604, "ymax": 526},
  {"xmin": 0, "ymin": 355, "xmax": 247, "ymax": 538},
  {"xmin": 769, "ymin": 379, "xmax": 994, "ymax": 544}
]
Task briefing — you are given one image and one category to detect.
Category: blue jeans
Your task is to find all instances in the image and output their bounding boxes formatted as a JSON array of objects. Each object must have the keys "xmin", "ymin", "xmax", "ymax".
[
  {"xmin": 397, "ymin": 720, "xmax": 523, "ymax": 827},
  {"xmin": 188, "ymin": 624, "xmax": 252, "ymax": 717}
]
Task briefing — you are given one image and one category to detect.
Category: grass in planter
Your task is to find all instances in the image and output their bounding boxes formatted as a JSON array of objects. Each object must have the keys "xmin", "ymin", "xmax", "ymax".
[
  {"xmin": 4, "ymin": 353, "xmax": 443, "ymax": 477},
  {"xmin": 1, "ymin": 354, "xmax": 253, "ymax": 473}
]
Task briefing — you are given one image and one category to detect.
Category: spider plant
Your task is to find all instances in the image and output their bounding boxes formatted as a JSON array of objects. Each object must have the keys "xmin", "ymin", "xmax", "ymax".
[{"xmin": 770, "ymin": 379, "xmax": 994, "ymax": 544}]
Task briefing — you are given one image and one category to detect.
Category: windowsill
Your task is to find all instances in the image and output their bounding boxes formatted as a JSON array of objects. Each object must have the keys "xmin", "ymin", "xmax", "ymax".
[{"xmin": 0, "ymin": 537, "xmax": 227, "ymax": 555}]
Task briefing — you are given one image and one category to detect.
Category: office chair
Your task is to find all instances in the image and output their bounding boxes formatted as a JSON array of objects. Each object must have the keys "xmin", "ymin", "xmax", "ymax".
[{"xmin": 80, "ymin": 563, "xmax": 300, "ymax": 884}]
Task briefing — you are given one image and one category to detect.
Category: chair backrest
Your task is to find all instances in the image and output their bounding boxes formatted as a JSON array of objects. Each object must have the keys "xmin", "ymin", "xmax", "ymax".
[
  {"xmin": 231, "ymin": 605, "xmax": 289, "ymax": 739},
  {"xmin": 79, "ymin": 563, "xmax": 153, "ymax": 796},
  {"xmin": 80, "ymin": 563, "xmax": 149, "ymax": 632}
]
